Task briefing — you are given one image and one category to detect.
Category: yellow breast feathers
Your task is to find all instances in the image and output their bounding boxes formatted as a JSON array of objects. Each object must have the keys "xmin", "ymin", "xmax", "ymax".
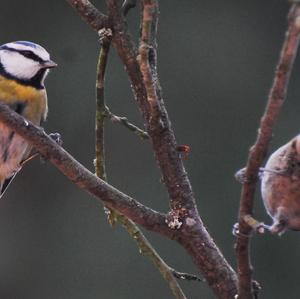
[{"xmin": 0, "ymin": 75, "xmax": 48, "ymax": 124}]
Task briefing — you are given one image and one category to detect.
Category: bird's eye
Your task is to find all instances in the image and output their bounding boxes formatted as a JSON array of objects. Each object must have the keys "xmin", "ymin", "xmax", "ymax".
[{"xmin": 21, "ymin": 50, "xmax": 35, "ymax": 59}]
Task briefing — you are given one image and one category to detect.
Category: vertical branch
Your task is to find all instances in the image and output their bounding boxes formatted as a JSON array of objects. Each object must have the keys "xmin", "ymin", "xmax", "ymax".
[
  {"xmin": 105, "ymin": 0, "xmax": 238, "ymax": 297},
  {"xmin": 95, "ymin": 29, "xmax": 119, "ymax": 226},
  {"xmin": 138, "ymin": 3, "xmax": 239, "ymax": 297},
  {"xmin": 138, "ymin": 0, "xmax": 159, "ymax": 112},
  {"xmin": 95, "ymin": 30, "xmax": 111, "ymax": 181},
  {"xmin": 94, "ymin": 26, "xmax": 188, "ymax": 299},
  {"xmin": 236, "ymin": 4, "xmax": 300, "ymax": 299}
]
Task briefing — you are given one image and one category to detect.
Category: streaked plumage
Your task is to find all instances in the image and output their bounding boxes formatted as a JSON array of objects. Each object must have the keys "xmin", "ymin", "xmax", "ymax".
[{"xmin": 0, "ymin": 41, "xmax": 56, "ymax": 198}]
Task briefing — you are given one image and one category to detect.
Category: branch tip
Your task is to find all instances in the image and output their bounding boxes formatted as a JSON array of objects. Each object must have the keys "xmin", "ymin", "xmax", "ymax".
[{"xmin": 105, "ymin": 108, "xmax": 149, "ymax": 140}]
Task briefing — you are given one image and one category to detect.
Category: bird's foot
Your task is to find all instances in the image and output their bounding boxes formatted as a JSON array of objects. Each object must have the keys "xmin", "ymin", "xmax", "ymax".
[
  {"xmin": 263, "ymin": 219, "xmax": 287, "ymax": 236},
  {"xmin": 232, "ymin": 215, "xmax": 266, "ymax": 237},
  {"xmin": 259, "ymin": 167, "xmax": 289, "ymax": 177},
  {"xmin": 234, "ymin": 167, "xmax": 260, "ymax": 183},
  {"xmin": 49, "ymin": 132, "xmax": 63, "ymax": 146},
  {"xmin": 234, "ymin": 167, "xmax": 279, "ymax": 183},
  {"xmin": 40, "ymin": 132, "xmax": 63, "ymax": 164}
]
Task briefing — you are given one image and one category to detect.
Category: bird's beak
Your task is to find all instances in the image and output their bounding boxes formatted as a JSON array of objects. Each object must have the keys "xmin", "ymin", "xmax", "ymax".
[{"xmin": 41, "ymin": 60, "xmax": 58, "ymax": 69}]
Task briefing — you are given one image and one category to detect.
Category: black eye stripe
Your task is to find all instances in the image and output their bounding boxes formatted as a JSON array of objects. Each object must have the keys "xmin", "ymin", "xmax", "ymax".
[
  {"xmin": 0, "ymin": 46, "xmax": 45, "ymax": 63},
  {"xmin": 20, "ymin": 50, "xmax": 42, "ymax": 62}
]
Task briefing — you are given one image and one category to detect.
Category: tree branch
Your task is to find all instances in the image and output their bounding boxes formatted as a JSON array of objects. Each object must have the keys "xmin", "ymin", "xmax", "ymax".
[
  {"xmin": 66, "ymin": 0, "xmax": 109, "ymax": 31},
  {"xmin": 119, "ymin": 216, "xmax": 188, "ymax": 299},
  {"xmin": 95, "ymin": 29, "xmax": 111, "ymax": 182},
  {"xmin": 65, "ymin": 0, "xmax": 238, "ymax": 297},
  {"xmin": 171, "ymin": 269, "xmax": 202, "ymax": 282},
  {"xmin": 105, "ymin": 1, "xmax": 238, "ymax": 298},
  {"xmin": 0, "ymin": 103, "xmax": 175, "ymax": 239},
  {"xmin": 235, "ymin": 3, "xmax": 300, "ymax": 298},
  {"xmin": 105, "ymin": 108, "xmax": 149, "ymax": 140},
  {"xmin": 94, "ymin": 32, "xmax": 188, "ymax": 299}
]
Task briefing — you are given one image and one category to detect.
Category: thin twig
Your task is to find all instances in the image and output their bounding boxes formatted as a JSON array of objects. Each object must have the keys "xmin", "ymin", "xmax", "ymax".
[
  {"xmin": 95, "ymin": 27, "xmax": 118, "ymax": 226},
  {"xmin": 95, "ymin": 25, "xmax": 188, "ymax": 299},
  {"xmin": 95, "ymin": 29, "xmax": 111, "ymax": 181},
  {"xmin": 138, "ymin": 0, "xmax": 160, "ymax": 113},
  {"xmin": 119, "ymin": 216, "xmax": 188, "ymax": 299},
  {"xmin": 236, "ymin": 4, "xmax": 300, "ymax": 299},
  {"xmin": 106, "ymin": 108, "xmax": 149, "ymax": 139}
]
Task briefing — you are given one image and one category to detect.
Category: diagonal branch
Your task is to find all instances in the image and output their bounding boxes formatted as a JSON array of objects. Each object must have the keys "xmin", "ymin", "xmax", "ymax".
[
  {"xmin": 235, "ymin": 3, "xmax": 300, "ymax": 299},
  {"xmin": 66, "ymin": 0, "xmax": 109, "ymax": 31},
  {"xmin": 105, "ymin": 108, "xmax": 149, "ymax": 140},
  {"xmin": 0, "ymin": 103, "xmax": 175, "ymax": 239},
  {"xmin": 118, "ymin": 216, "xmax": 188, "ymax": 299}
]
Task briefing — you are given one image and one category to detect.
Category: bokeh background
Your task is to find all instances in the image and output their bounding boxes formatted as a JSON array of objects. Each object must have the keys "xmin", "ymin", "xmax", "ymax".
[{"xmin": 0, "ymin": 0, "xmax": 299, "ymax": 298}]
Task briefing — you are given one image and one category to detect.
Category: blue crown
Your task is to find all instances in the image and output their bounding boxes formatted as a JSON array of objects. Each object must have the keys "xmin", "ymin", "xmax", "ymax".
[{"xmin": 14, "ymin": 41, "xmax": 38, "ymax": 48}]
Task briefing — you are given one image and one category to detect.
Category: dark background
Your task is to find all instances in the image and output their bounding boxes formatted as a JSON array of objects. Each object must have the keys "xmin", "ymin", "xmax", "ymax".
[{"xmin": 0, "ymin": 0, "xmax": 299, "ymax": 298}]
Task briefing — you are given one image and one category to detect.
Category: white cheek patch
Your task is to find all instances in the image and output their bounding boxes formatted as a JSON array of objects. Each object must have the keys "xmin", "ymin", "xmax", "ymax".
[{"xmin": 0, "ymin": 51, "xmax": 40, "ymax": 80}]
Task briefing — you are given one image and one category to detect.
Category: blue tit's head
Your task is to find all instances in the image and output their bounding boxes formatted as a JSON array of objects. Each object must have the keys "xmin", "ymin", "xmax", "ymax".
[{"xmin": 0, "ymin": 41, "xmax": 57, "ymax": 89}]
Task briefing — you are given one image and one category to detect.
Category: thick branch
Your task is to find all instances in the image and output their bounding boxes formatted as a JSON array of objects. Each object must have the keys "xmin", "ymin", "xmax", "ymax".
[
  {"xmin": 105, "ymin": 1, "xmax": 238, "ymax": 298},
  {"xmin": 95, "ymin": 35, "xmax": 187, "ymax": 299},
  {"xmin": 65, "ymin": 1, "xmax": 238, "ymax": 297},
  {"xmin": 0, "ymin": 103, "xmax": 175, "ymax": 239},
  {"xmin": 236, "ymin": 4, "xmax": 300, "ymax": 299},
  {"xmin": 66, "ymin": 0, "xmax": 109, "ymax": 30}
]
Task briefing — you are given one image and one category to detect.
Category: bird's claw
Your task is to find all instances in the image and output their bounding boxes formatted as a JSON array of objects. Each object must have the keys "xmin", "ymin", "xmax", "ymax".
[
  {"xmin": 39, "ymin": 133, "xmax": 62, "ymax": 164},
  {"xmin": 232, "ymin": 216, "xmax": 266, "ymax": 238},
  {"xmin": 232, "ymin": 223, "xmax": 251, "ymax": 238},
  {"xmin": 234, "ymin": 167, "xmax": 267, "ymax": 183},
  {"xmin": 234, "ymin": 168, "xmax": 247, "ymax": 183},
  {"xmin": 49, "ymin": 132, "xmax": 63, "ymax": 146}
]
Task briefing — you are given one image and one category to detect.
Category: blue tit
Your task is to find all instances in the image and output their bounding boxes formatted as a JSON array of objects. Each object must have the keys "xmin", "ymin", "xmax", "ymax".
[{"xmin": 0, "ymin": 41, "xmax": 57, "ymax": 198}]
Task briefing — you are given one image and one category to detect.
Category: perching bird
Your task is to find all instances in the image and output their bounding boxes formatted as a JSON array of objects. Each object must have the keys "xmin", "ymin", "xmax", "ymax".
[
  {"xmin": 0, "ymin": 41, "xmax": 57, "ymax": 198},
  {"xmin": 261, "ymin": 135, "xmax": 300, "ymax": 235}
]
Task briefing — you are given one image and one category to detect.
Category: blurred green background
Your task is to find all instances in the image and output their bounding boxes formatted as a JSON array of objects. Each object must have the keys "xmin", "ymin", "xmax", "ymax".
[{"xmin": 0, "ymin": 0, "xmax": 300, "ymax": 298}]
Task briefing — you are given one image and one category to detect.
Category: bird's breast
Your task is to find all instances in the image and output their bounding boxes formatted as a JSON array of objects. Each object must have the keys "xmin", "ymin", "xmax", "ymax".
[
  {"xmin": 0, "ymin": 75, "xmax": 48, "ymax": 124},
  {"xmin": 0, "ymin": 75, "xmax": 48, "ymax": 180}
]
